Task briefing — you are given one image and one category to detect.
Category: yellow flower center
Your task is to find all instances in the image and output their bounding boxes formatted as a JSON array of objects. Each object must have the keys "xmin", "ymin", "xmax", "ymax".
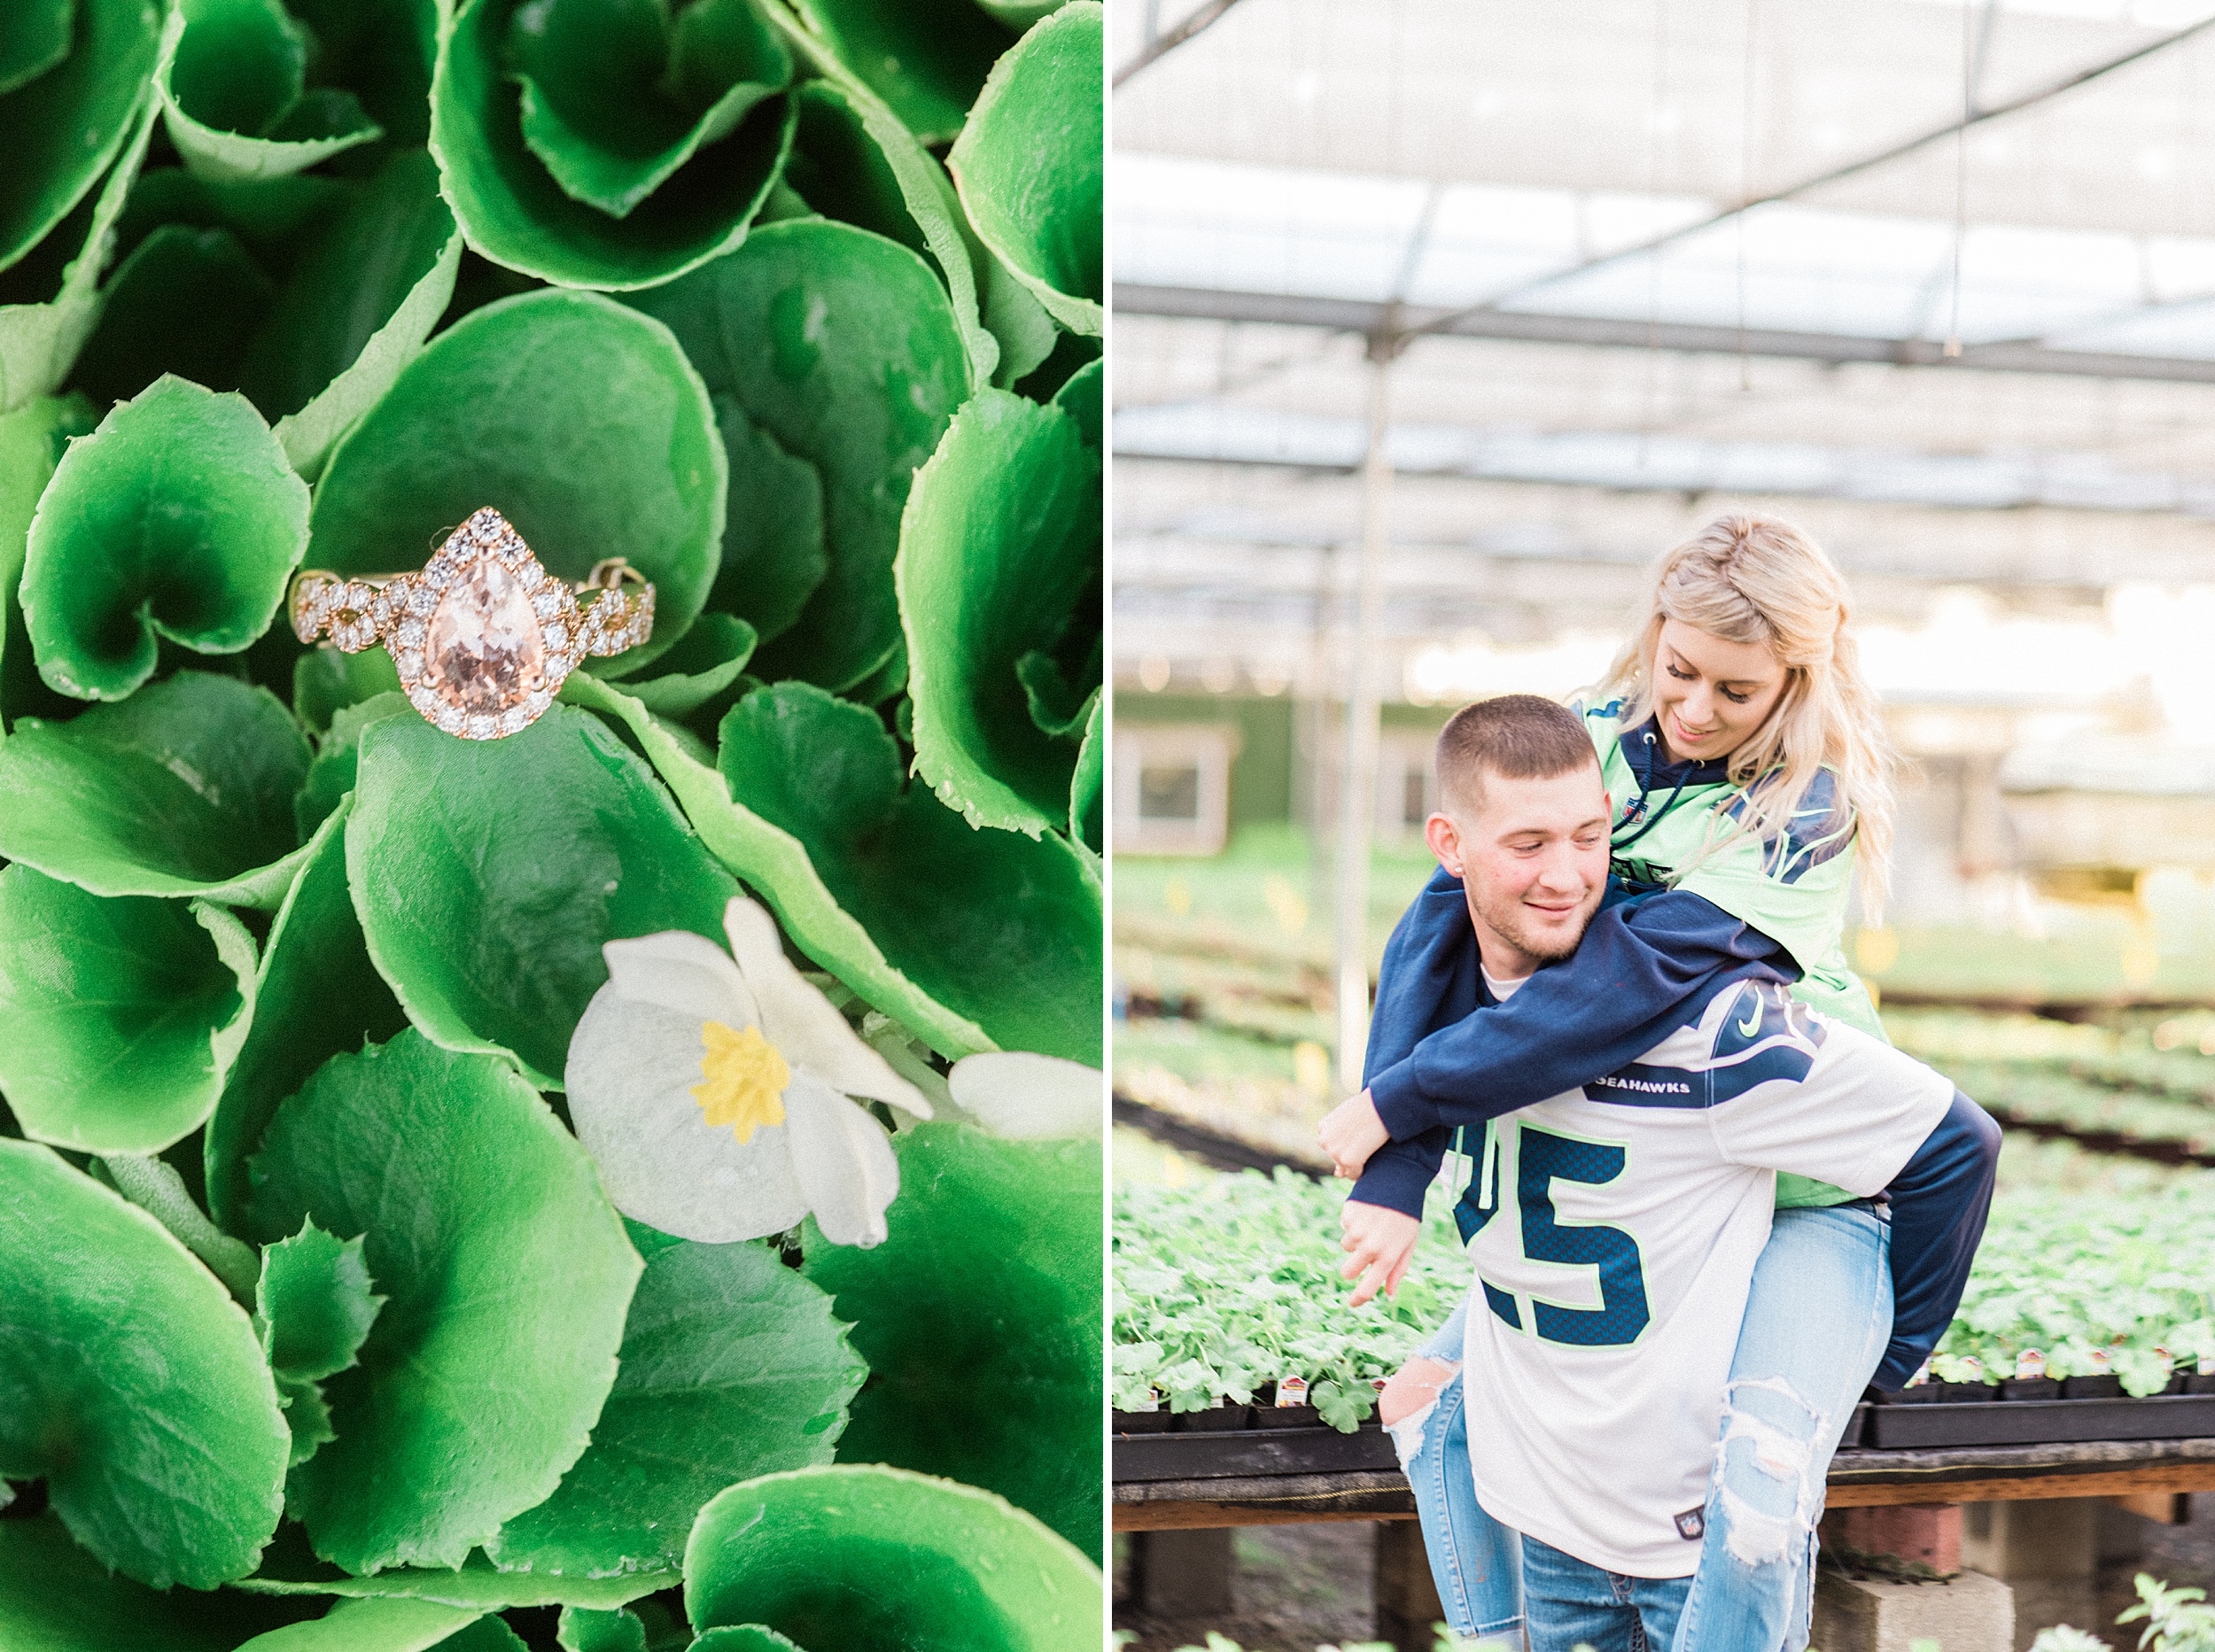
[{"xmin": 691, "ymin": 1020, "xmax": 791, "ymax": 1144}]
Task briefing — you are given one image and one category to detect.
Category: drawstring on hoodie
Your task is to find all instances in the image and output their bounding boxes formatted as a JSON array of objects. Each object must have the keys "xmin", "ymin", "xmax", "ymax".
[{"xmin": 1610, "ymin": 728, "xmax": 1698, "ymax": 858}]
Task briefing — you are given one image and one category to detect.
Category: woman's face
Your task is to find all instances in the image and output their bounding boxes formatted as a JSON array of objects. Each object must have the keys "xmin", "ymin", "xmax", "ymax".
[{"xmin": 1651, "ymin": 617, "xmax": 1788, "ymax": 766}]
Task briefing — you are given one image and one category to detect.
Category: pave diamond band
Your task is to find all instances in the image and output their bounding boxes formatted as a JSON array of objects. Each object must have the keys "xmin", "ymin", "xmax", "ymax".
[{"xmin": 290, "ymin": 508, "xmax": 655, "ymax": 741}]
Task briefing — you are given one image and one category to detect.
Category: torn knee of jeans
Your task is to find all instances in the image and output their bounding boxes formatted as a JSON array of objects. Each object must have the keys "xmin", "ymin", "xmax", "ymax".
[
  {"xmin": 1715, "ymin": 1486, "xmax": 1806, "ymax": 1567},
  {"xmin": 1714, "ymin": 1376, "xmax": 1824, "ymax": 1564},
  {"xmin": 1385, "ymin": 1398, "xmax": 1438, "ymax": 1469}
]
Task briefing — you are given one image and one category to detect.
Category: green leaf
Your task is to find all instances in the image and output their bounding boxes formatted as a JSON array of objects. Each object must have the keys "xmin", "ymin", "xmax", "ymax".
[
  {"xmin": 1049, "ymin": 354, "xmax": 1099, "ymax": 447},
  {"xmin": 628, "ymin": 219, "xmax": 968, "ymax": 692},
  {"xmin": 791, "ymin": 0, "xmax": 1013, "ymax": 147},
  {"xmin": 689, "ymin": 1632, "xmax": 804, "ymax": 1652},
  {"xmin": 557, "ymin": 1608, "xmax": 648, "ymax": 1652},
  {"xmin": 206, "ymin": 795, "xmax": 409, "ymax": 1228},
  {"xmin": 346, "ymin": 701, "xmax": 739, "ymax": 1090},
  {"xmin": 783, "ymin": 81, "xmax": 927, "ymax": 265},
  {"xmin": 295, "ymin": 642, "xmax": 405, "ymax": 733},
  {"xmin": 0, "ymin": 867, "xmax": 255, "ymax": 1153},
  {"xmin": 507, "ymin": 0, "xmax": 792, "ymax": 220},
  {"xmin": 0, "ymin": 394, "xmax": 94, "ymax": 733},
  {"xmin": 244, "ymin": 1028, "xmax": 642, "ymax": 1573},
  {"xmin": 719, "ymin": 683, "xmax": 1100, "ymax": 1063},
  {"xmin": 232, "ymin": 1599, "xmax": 491, "ymax": 1652},
  {"xmin": 0, "ymin": 1139, "xmax": 290, "ymax": 1587},
  {"xmin": 257, "ymin": 1219, "xmax": 385, "ymax": 1382},
  {"xmin": 278, "ymin": 1368, "xmax": 339, "ymax": 1465},
  {"xmin": 296, "ymin": 689, "xmax": 412, "ymax": 839},
  {"xmin": 0, "ymin": 0, "xmax": 72, "ymax": 98},
  {"xmin": 238, "ymin": 1563, "xmax": 679, "ymax": 1610},
  {"xmin": 703, "ymin": 397, "xmax": 823, "ymax": 648},
  {"xmin": 1069, "ymin": 693, "xmax": 1100, "ymax": 851},
  {"xmin": 155, "ymin": 0, "xmax": 384, "ymax": 182},
  {"xmin": 982, "ymin": 251, "xmax": 1057, "ymax": 391},
  {"xmin": 488, "ymin": 1237, "xmax": 863, "ymax": 1578},
  {"xmin": 626, "ymin": 610, "xmax": 756, "ymax": 717},
  {"xmin": 431, "ymin": 0, "xmax": 794, "ymax": 289},
  {"xmin": 0, "ymin": 671, "xmax": 315, "ymax": 906},
  {"xmin": 287, "ymin": 0, "xmax": 440, "ymax": 146},
  {"xmin": 684, "ymin": 1466, "xmax": 1100, "ymax": 1651},
  {"xmin": 804, "ymin": 1124, "xmax": 1100, "ymax": 1557},
  {"xmin": 0, "ymin": 91, "xmax": 156, "ymax": 413},
  {"xmin": 898, "ymin": 389, "xmax": 1097, "ymax": 837},
  {"xmin": 309, "ymin": 288, "xmax": 724, "ymax": 678},
  {"xmin": 0, "ymin": 1515, "xmax": 309, "ymax": 1652},
  {"xmin": 947, "ymin": 4, "xmax": 1100, "ymax": 335},
  {"xmin": 23, "ymin": 375, "xmax": 309, "ymax": 700},
  {"xmin": 0, "ymin": 0, "xmax": 161, "ymax": 272},
  {"xmin": 256, "ymin": 150, "xmax": 467, "ymax": 482},
  {"xmin": 68, "ymin": 221, "xmax": 277, "ymax": 413},
  {"xmin": 975, "ymin": 0, "xmax": 1065, "ymax": 27},
  {"xmin": 561, "ymin": 672, "xmax": 991, "ymax": 1059}
]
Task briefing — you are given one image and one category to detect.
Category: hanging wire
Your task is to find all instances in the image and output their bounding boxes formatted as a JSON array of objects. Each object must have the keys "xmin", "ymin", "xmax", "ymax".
[
  {"xmin": 1944, "ymin": 0, "xmax": 1975, "ymax": 358},
  {"xmin": 1737, "ymin": 0, "xmax": 1759, "ymax": 392}
]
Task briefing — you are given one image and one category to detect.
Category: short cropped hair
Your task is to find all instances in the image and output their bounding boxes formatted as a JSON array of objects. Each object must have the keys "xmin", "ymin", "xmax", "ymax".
[{"xmin": 1434, "ymin": 694, "xmax": 1600, "ymax": 818}]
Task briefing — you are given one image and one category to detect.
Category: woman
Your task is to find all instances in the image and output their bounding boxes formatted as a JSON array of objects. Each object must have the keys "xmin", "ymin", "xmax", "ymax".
[{"xmin": 1345, "ymin": 514, "xmax": 1992, "ymax": 1648}]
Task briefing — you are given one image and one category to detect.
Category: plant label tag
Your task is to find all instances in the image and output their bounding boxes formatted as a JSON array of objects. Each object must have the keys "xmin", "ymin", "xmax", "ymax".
[
  {"xmin": 2015, "ymin": 1349, "xmax": 2045, "ymax": 1380},
  {"xmin": 1275, "ymin": 1376, "xmax": 1309, "ymax": 1407}
]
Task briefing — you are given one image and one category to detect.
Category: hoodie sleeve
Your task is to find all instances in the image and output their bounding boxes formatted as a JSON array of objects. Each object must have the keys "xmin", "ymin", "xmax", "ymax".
[{"xmin": 1366, "ymin": 887, "xmax": 1798, "ymax": 1139}]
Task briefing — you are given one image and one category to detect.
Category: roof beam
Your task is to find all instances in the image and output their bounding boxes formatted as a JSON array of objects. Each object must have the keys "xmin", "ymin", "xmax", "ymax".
[{"xmin": 1115, "ymin": 282, "xmax": 2215, "ymax": 384}]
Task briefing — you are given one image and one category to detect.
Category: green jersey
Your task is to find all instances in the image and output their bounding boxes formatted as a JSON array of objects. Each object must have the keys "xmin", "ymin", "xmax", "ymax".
[{"xmin": 1579, "ymin": 697, "xmax": 1883, "ymax": 1210}]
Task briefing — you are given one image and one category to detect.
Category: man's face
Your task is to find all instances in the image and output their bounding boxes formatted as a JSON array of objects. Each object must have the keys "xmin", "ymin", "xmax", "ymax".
[{"xmin": 1425, "ymin": 765, "xmax": 1611, "ymax": 977}]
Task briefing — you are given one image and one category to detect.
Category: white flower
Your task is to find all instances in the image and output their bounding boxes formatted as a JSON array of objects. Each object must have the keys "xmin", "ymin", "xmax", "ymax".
[
  {"xmin": 945, "ymin": 1052, "xmax": 1103, "ymax": 1139},
  {"xmin": 565, "ymin": 896, "xmax": 930, "ymax": 1247}
]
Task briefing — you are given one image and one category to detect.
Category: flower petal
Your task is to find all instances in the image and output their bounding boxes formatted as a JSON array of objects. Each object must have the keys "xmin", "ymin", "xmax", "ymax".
[
  {"xmin": 722, "ymin": 897, "xmax": 931, "ymax": 1115},
  {"xmin": 602, "ymin": 928, "xmax": 760, "ymax": 1029},
  {"xmin": 565, "ymin": 986, "xmax": 805, "ymax": 1243},
  {"xmin": 784, "ymin": 1074, "xmax": 900, "ymax": 1249},
  {"xmin": 946, "ymin": 1051, "xmax": 1102, "ymax": 1139}
]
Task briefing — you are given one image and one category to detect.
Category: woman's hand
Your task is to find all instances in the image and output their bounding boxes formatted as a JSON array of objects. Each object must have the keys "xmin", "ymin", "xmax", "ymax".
[
  {"xmin": 1340, "ymin": 1198, "xmax": 1420, "ymax": 1306},
  {"xmin": 1318, "ymin": 1089, "xmax": 1389, "ymax": 1180}
]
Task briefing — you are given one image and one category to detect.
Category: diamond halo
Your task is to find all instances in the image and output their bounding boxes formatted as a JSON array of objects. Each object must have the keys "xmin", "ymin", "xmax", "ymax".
[{"xmin": 288, "ymin": 508, "xmax": 654, "ymax": 742}]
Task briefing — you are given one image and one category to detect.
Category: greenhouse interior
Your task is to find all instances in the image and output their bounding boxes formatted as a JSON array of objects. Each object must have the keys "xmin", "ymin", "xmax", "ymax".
[{"xmin": 1110, "ymin": 1, "xmax": 2215, "ymax": 1647}]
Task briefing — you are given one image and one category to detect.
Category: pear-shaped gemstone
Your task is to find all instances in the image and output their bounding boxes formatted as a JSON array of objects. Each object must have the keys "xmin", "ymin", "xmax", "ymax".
[{"xmin": 423, "ymin": 557, "xmax": 546, "ymax": 715}]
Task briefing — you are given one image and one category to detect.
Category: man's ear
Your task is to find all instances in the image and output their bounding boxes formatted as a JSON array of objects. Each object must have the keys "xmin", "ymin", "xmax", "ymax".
[{"xmin": 1424, "ymin": 812, "xmax": 1463, "ymax": 876}]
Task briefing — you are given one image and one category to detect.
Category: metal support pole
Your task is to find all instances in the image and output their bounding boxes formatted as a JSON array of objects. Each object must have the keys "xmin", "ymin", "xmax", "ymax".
[{"xmin": 1334, "ymin": 341, "xmax": 1395, "ymax": 1091}]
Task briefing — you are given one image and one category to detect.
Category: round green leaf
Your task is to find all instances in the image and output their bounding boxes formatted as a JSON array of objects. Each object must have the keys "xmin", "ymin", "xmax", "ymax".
[
  {"xmin": 206, "ymin": 795, "xmax": 408, "ymax": 1227},
  {"xmin": 346, "ymin": 701, "xmax": 738, "ymax": 1090},
  {"xmin": 804, "ymin": 1124, "xmax": 1100, "ymax": 1557},
  {"xmin": 233, "ymin": 1599, "xmax": 490, "ymax": 1652},
  {"xmin": 0, "ymin": 866, "xmax": 255, "ymax": 1153},
  {"xmin": 0, "ymin": 1139, "xmax": 289, "ymax": 1587},
  {"xmin": 684, "ymin": 1466, "xmax": 1099, "ymax": 1652},
  {"xmin": 488, "ymin": 1237, "xmax": 863, "ymax": 1578},
  {"xmin": 898, "ymin": 389, "xmax": 1097, "ymax": 837},
  {"xmin": 507, "ymin": 0, "xmax": 791, "ymax": 220},
  {"xmin": 155, "ymin": 0, "xmax": 384, "ymax": 182},
  {"xmin": 719, "ymin": 683, "xmax": 1100, "ymax": 1064},
  {"xmin": 556, "ymin": 1607, "xmax": 647, "ymax": 1652},
  {"xmin": 22, "ymin": 375, "xmax": 309, "ymax": 700},
  {"xmin": 0, "ymin": 1515, "xmax": 308, "ymax": 1652},
  {"xmin": 431, "ymin": 0, "xmax": 794, "ymax": 289},
  {"xmin": 244, "ymin": 1029, "xmax": 643, "ymax": 1573},
  {"xmin": 0, "ymin": 392, "xmax": 94, "ymax": 731},
  {"xmin": 947, "ymin": 4, "xmax": 1100, "ymax": 335},
  {"xmin": 560, "ymin": 673, "xmax": 991, "ymax": 1060},
  {"xmin": 628, "ymin": 219, "xmax": 969, "ymax": 692},
  {"xmin": 0, "ymin": 671, "xmax": 315, "ymax": 906},
  {"xmin": 257, "ymin": 1219, "xmax": 384, "ymax": 1384},
  {"xmin": 310, "ymin": 288, "xmax": 724, "ymax": 678},
  {"xmin": 625, "ymin": 610, "xmax": 757, "ymax": 718},
  {"xmin": 0, "ymin": 0, "xmax": 160, "ymax": 272},
  {"xmin": 793, "ymin": 0, "xmax": 1013, "ymax": 147},
  {"xmin": 238, "ymin": 1563, "xmax": 678, "ymax": 1611},
  {"xmin": 0, "ymin": 91, "xmax": 158, "ymax": 413}
]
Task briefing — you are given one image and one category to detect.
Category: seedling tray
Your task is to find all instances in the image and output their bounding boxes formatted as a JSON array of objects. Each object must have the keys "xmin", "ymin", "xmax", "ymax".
[
  {"xmin": 1114, "ymin": 1422, "xmax": 1400, "ymax": 1483},
  {"xmin": 1864, "ymin": 1391, "xmax": 2215, "ymax": 1449}
]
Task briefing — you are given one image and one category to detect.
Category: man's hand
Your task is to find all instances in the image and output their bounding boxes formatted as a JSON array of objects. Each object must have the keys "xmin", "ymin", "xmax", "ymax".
[
  {"xmin": 1318, "ymin": 1089, "xmax": 1390, "ymax": 1181},
  {"xmin": 1340, "ymin": 1199, "xmax": 1420, "ymax": 1307}
]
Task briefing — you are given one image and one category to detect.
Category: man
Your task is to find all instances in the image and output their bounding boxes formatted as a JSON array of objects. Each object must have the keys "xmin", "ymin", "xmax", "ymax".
[{"xmin": 1316, "ymin": 694, "xmax": 1996, "ymax": 1646}]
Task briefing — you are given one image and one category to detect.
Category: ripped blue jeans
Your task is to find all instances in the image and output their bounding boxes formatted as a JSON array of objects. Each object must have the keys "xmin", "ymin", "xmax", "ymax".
[{"xmin": 1387, "ymin": 1204, "xmax": 1892, "ymax": 1652}]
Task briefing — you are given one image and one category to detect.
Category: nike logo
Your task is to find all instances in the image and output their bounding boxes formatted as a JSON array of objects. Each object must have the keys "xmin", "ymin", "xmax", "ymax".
[{"xmin": 1736, "ymin": 996, "xmax": 1762, "ymax": 1039}]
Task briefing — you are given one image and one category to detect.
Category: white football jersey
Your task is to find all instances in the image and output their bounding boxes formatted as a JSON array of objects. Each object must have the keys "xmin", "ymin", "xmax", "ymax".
[{"xmin": 1456, "ymin": 977, "xmax": 1954, "ymax": 1577}]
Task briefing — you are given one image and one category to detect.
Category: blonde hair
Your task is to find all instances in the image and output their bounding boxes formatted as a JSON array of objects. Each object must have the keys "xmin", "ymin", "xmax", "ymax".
[{"xmin": 1589, "ymin": 514, "xmax": 1898, "ymax": 920}]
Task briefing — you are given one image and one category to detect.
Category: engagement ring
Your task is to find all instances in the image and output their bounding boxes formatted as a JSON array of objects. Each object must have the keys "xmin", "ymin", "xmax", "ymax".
[{"xmin": 289, "ymin": 508, "xmax": 655, "ymax": 741}]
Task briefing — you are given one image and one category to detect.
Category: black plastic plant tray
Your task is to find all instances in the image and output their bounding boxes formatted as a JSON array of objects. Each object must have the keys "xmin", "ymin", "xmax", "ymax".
[
  {"xmin": 1864, "ymin": 1392, "xmax": 2215, "ymax": 1450},
  {"xmin": 1114, "ymin": 1422, "xmax": 1399, "ymax": 1483}
]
